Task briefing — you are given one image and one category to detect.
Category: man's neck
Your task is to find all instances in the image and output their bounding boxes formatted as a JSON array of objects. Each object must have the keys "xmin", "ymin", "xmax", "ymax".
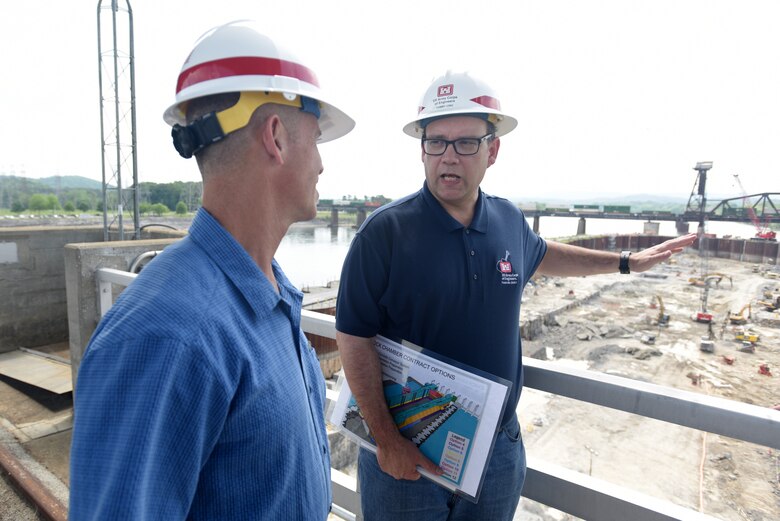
[{"xmin": 202, "ymin": 180, "xmax": 290, "ymax": 292}]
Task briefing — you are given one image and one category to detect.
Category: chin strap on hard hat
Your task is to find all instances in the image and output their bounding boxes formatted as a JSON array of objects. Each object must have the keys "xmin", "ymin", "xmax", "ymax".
[{"xmin": 171, "ymin": 90, "xmax": 322, "ymax": 158}]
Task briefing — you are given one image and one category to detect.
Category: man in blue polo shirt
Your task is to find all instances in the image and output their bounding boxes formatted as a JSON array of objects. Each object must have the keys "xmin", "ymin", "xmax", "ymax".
[
  {"xmin": 69, "ymin": 22, "xmax": 354, "ymax": 520},
  {"xmin": 335, "ymin": 71, "xmax": 695, "ymax": 521}
]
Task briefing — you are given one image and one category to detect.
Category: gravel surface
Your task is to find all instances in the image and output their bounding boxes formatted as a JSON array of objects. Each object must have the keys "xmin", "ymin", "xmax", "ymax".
[{"xmin": 0, "ymin": 471, "xmax": 44, "ymax": 521}]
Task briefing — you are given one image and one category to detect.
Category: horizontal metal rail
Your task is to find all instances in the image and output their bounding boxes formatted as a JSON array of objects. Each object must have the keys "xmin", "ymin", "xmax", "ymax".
[
  {"xmin": 523, "ymin": 457, "xmax": 719, "ymax": 521},
  {"xmin": 523, "ymin": 357, "xmax": 780, "ymax": 450},
  {"xmin": 97, "ymin": 268, "xmax": 138, "ymax": 317},
  {"xmin": 96, "ymin": 273, "xmax": 779, "ymax": 520},
  {"xmin": 302, "ymin": 309, "xmax": 777, "ymax": 521}
]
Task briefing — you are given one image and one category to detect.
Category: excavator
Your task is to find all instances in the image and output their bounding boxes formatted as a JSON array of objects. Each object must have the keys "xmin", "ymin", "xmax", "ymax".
[
  {"xmin": 649, "ymin": 295, "xmax": 670, "ymax": 326},
  {"xmin": 688, "ymin": 273, "xmax": 733, "ymax": 289},
  {"xmin": 728, "ymin": 304, "xmax": 751, "ymax": 325},
  {"xmin": 757, "ymin": 295, "xmax": 780, "ymax": 312}
]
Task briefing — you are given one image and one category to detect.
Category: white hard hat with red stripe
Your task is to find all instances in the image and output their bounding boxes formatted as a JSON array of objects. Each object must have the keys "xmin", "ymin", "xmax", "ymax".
[
  {"xmin": 403, "ymin": 71, "xmax": 517, "ymax": 138},
  {"xmin": 163, "ymin": 20, "xmax": 354, "ymax": 149}
]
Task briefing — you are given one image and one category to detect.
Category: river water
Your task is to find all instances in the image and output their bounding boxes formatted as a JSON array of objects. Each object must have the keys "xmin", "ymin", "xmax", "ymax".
[{"xmin": 275, "ymin": 216, "xmax": 759, "ymax": 289}]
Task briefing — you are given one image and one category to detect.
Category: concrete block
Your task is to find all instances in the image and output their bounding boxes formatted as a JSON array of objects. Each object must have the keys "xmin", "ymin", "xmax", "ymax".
[{"xmin": 64, "ymin": 237, "xmax": 182, "ymax": 392}]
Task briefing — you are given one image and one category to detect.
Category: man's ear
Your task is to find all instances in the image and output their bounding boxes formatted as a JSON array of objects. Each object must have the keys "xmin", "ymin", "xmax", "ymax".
[
  {"xmin": 487, "ymin": 137, "xmax": 500, "ymax": 168},
  {"xmin": 259, "ymin": 114, "xmax": 286, "ymax": 165}
]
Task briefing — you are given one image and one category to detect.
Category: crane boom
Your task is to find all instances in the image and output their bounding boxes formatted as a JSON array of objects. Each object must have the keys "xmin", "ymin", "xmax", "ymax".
[{"xmin": 732, "ymin": 174, "xmax": 776, "ymax": 240}]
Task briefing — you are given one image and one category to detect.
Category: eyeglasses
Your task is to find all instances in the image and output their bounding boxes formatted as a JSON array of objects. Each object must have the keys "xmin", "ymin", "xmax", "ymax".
[{"xmin": 421, "ymin": 133, "xmax": 494, "ymax": 156}]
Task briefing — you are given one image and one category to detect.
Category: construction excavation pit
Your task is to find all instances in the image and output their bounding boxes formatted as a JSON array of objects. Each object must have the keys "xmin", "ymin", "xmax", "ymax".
[{"xmin": 514, "ymin": 252, "xmax": 780, "ymax": 520}]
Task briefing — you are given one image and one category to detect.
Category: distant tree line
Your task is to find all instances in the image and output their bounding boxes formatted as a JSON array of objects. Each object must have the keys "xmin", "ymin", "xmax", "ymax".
[{"xmin": 0, "ymin": 176, "xmax": 203, "ymax": 214}]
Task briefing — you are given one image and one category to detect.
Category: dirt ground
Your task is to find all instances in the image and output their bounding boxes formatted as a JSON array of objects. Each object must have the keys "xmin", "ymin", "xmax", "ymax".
[{"xmin": 515, "ymin": 253, "xmax": 780, "ymax": 520}]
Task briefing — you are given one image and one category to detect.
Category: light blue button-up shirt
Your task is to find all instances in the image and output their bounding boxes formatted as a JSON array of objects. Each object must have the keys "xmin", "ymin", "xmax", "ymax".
[{"xmin": 70, "ymin": 208, "xmax": 331, "ymax": 520}]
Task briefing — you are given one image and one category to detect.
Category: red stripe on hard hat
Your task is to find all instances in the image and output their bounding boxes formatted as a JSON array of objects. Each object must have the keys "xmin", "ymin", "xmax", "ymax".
[
  {"xmin": 470, "ymin": 95, "xmax": 500, "ymax": 110},
  {"xmin": 176, "ymin": 56, "xmax": 320, "ymax": 93}
]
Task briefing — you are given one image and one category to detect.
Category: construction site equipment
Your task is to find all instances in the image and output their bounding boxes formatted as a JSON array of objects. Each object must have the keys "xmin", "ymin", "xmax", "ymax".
[
  {"xmin": 687, "ymin": 163, "xmax": 717, "ymax": 325},
  {"xmin": 686, "ymin": 372, "xmax": 702, "ymax": 385},
  {"xmin": 691, "ymin": 274, "xmax": 718, "ymax": 323},
  {"xmin": 728, "ymin": 304, "xmax": 751, "ymax": 325},
  {"xmin": 700, "ymin": 338, "xmax": 715, "ymax": 353},
  {"xmin": 758, "ymin": 364, "xmax": 772, "ymax": 376},
  {"xmin": 738, "ymin": 342, "xmax": 756, "ymax": 354},
  {"xmin": 757, "ymin": 295, "xmax": 780, "ymax": 312},
  {"xmin": 648, "ymin": 295, "xmax": 670, "ymax": 326},
  {"xmin": 734, "ymin": 327, "xmax": 760, "ymax": 343},
  {"xmin": 721, "ymin": 355, "xmax": 735, "ymax": 365},
  {"xmin": 733, "ymin": 174, "xmax": 777, "ymax": 241},
  {"xmin": 688, "ymin": 273, "xmax": 733, "ymax": 288}
]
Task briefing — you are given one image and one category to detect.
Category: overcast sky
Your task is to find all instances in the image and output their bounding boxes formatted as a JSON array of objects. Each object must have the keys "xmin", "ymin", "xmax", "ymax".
[{"xmin": 1, "ymin": 0, "xmax": 779, "ymax": 203}]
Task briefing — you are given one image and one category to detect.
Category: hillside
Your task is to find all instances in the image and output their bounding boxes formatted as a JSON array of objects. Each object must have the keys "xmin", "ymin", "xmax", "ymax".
[
  {"xmin": 0, "ymin": 175, "xmax": 203, "ymax": 213},
  {"xmin": 37, "ymin": 175, "xmax": 102, "ymax": 191}
]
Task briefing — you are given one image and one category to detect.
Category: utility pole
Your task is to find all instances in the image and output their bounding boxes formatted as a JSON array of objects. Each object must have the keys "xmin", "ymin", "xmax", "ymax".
[{"xmin": 97, "ymin": 0, "xmax": 139, "ymax": 240}]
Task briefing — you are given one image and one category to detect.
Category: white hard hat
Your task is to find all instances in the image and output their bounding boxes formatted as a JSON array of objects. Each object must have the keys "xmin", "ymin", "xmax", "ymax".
[
  {"xmin": 163, "ymin": 20, "xmax": 354, "ymax": 144},
  {"xmin": 403, "ymin": 71, "xmax": 517, "ymax": 138}
]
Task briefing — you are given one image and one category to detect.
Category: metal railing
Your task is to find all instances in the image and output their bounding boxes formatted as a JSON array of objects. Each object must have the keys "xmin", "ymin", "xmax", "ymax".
[{"xmin": 96, "ymin": 268, "xmax": 780, "ymax": 521}]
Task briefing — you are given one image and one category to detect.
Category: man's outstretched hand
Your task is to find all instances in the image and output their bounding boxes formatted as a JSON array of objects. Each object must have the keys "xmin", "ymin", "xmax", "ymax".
[{"xmin": 629, "ymin": 232, "xmax": 697, "ymax": 273}]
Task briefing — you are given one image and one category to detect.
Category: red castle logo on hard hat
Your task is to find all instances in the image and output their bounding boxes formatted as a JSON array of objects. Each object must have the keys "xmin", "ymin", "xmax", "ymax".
[{"xmin": 438, "ymin": 84, "xmax": 454, "ymax": 97}]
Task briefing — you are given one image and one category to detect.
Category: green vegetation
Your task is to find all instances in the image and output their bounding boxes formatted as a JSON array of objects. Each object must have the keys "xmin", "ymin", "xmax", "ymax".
[
  {"xmin": 151, "ymin": 203, "xmax": 170, "ymax": 216},
  {"xmin": 0, "ymin": 175, "xmax": 202, "ymax": 215}
]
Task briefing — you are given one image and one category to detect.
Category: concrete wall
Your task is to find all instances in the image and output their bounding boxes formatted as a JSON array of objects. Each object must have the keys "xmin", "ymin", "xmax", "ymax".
[
  {"xmin": 0, "ymin": 226, "xmax": 104, "ymax": 352},
  {"xmin": 706, "ymin": 236, "xmax": 779, "ymax": 264},
  {"xmin": 0, "ymin": 224, "xmax": 187, "ymax": 354},
  {"xmin": 64, "ymin": 237, "xmax": 183, "ymax": 388}
]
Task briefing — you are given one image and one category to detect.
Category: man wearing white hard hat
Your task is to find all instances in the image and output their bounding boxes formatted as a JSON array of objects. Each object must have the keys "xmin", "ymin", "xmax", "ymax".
[
  {"xmin": 336, "ymin": 72, "xmax": 695, "ymax": 520},
  {"xmin": 70, "ymin": 21, "xmax": 354, "ymax": 520}
]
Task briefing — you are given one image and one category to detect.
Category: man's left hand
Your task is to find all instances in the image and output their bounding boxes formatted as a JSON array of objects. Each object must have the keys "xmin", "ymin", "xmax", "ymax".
[{"xmin": 629, "ymin": 232, "xmax": 697, "ymax": 273}]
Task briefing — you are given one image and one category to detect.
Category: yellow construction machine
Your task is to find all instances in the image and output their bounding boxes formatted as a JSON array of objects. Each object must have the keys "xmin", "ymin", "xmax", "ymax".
[
  {"xmin": 757, "ymin": 295, "xmax": 780, "ymax": 312},
  {"xmin": 734, "ymin": 327, "xmax": 760, "ymax": 343},
  {"xmin": 688, "ymin": 273, "xmax": 733, "ymax": 289},
  {"xmin": 728, "ymin": 304, "xmax": 751, "ymax": 325},
  {"xmin": 649, "ymin": 295, "xmax": 670, "ymax": 326}
]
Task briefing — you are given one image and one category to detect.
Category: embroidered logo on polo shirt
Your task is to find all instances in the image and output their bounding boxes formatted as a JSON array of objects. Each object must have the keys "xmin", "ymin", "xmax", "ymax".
[{"xmin": 496, "ymin": 251, "xmax": 519, "ymax": 285}]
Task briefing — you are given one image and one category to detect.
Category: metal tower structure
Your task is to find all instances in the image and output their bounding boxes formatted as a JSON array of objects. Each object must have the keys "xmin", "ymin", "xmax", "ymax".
[
  {"xmin": 97, "ymin": 0, "xmax": 139, "ymax": 241},
  {"xmin": 686, "ymin": 162, "xmax": 715, "ymax": 324},
  {"xmin": 684, "ymin": 161, "xmax": 713, "ymax": 235}
]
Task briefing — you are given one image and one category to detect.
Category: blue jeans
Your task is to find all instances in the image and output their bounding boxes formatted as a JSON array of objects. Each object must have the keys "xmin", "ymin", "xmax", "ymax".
[{"xmin": 357, "ymin": 418, "xmax": 526, "ymax": 521}]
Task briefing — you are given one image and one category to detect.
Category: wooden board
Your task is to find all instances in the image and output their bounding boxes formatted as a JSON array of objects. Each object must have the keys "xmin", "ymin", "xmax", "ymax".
[{"xmin": 0, "ymin": 350, "xmax": 72, "ymax": 394}]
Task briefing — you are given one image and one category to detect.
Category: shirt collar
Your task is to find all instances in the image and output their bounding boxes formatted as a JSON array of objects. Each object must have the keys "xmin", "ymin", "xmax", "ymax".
[
  {"xmin": 421, "ymin": 181, "xmax": 488, "ymax": 233},
  {"xmin": 188, "ymin": 208, "xmax": 302, "ymax": 318}
]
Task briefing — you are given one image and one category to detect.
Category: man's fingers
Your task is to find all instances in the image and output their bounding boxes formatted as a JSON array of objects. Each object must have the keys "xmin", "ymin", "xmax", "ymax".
[
  {"xmin": 417, "ymin": 457, "xmax": 444, "ymax": 476},
  {"xmin": 401, "ymin": 468, "xmax": 421, "ymax": 480}
]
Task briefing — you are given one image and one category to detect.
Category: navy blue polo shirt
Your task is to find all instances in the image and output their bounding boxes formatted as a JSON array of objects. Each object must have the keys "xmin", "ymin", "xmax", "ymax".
[{"xmin": 336, "ymin": 182, "xmax": 547, "ymax": 426}]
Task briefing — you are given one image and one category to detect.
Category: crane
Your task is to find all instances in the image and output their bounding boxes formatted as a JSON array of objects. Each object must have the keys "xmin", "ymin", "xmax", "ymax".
[{"xmin": 732, "ymin": 174, "xmax": 777, "ymax": 240}]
